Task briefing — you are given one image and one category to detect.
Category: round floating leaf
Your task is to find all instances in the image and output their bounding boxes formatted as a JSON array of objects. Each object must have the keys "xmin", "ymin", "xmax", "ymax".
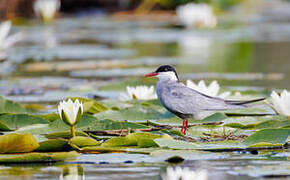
[
  {"xmin": 137, "ymin": 138, "xmax": 158, "ymax": 148},
  {"xmin": 101, "ymin": 137, "xmax": 135, "ymax": 147},
  {"xmin": 0, "ymin": 114, "xmax": 48, "ymax": 131},
  {"xmin": 154, "ymin": 138, "xmax": 201, "ymax": 150},
  {"xmin": 36, "ymin": 139, "xmax": 71, "ymax": 152},
  {"xmin": 0, "ymin": 96, "xmax": 26, "ymax": 114},
  {"xmin": 69, "ymin": 136, "xmax": 100, "ymax": 149},
  {"xmin": 242, "ymin": 128, "xmax": 290, "ymax": 146},
  {"xmin": 126, "ymin": 132, "xmax": 163, "ymax": 146},
  {"xmin": 37, "ymin": 113, "xmax": 60, "ymax": 122},
  {"xmin": 0, "ymin": 151, "xmax": 79, "ymax": 163},
  {"xmin": 0, "ymin": 133, "xmax": 39, "ymax": 153}
]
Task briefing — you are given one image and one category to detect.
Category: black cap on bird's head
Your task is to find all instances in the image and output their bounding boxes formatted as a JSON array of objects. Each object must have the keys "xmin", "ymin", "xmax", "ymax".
[{"xmin": 145, "ymin": 65, "xmax": 179, "ymax": 81}]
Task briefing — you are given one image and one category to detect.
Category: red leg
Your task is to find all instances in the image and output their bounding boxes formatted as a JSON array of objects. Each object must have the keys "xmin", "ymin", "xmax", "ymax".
[
  {"xmin": 181, "ymin": 120, "xmax": 185, "ymax": 134},
  {"xmin": 184, "ymin": 119, "xmax": 188, "ymax": 135}
]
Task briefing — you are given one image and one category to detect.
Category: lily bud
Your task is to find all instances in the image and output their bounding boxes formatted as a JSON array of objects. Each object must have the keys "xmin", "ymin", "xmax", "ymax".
[{"xmin": 58, "ymin": 99, "xmax": 83, "ymax": 126}]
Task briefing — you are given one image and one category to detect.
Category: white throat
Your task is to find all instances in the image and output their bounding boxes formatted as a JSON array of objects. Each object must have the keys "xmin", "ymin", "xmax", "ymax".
[{"xmin": 157, "ymin": 71, "xmax": 178, "ymax": 81}]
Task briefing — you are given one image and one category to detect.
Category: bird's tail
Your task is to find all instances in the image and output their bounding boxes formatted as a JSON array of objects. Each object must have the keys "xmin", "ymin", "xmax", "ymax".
[{"xmin": 225, "ymin": 97, "xmax": 266, "ymax": 108}]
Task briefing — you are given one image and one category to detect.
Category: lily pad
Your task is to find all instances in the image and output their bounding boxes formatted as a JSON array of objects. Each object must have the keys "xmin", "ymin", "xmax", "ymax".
[
  {"xmin": 36, "ymin": 139, "xmax": 71, "ymax": 152},
  {"xmin": 242, "ymin": 128, "xmax": 290, "ymax": 146},
  {"xmin": 0, "ymin": 96, "xmax": 26, "ymax": 114},
  {"xmin": 101, "ymin": 137, "xmax": 135, "ymax": 147},
  {"xmin": 154, "ymin": 138, "xmax": 200, "ymax": 150},
  {"xmin": 154, "ymin": 128, "xmax": 290, "ymax": 151},
  {"xmin": 0, "ymin": 114, "xmax": 48, "ymax": 131},
  {"xmin": 69, "ymin": 136, "xmax": 100, "ymax": 149},
  {"xmin": 16, "ymin": 114, "xmax": 149, "ymax": 135},
  {"xmin": 0, "ymin": 133, "xmax": 39, "ymax": 153},
  {"xmin": 37, "ymin": 113, "xmax": 59, "ymax": 122},
  {"xmin": 95, "ymin": 106, "xmax": 166, "ymax": 121},
  {"xmin": 0, "ymin": 151, "xmax": 79, "ymax": 163}
]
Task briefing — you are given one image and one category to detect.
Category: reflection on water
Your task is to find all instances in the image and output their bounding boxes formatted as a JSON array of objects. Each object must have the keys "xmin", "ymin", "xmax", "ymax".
[
  {"xmin": 60, "ymin": 165, "xmax": 84, "ymax": 180},
  {"xmin": 0, "ymin": 150, "xmax": 288, "ymax": 180}
]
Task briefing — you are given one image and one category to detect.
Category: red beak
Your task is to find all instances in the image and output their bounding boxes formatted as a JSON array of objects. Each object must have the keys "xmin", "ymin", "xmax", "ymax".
[{"xmin": 145, "ymin": 72, "xmax": 158, "ymax": 77}]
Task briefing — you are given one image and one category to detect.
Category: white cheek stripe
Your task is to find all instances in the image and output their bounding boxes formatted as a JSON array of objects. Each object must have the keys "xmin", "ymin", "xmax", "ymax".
[{"xmin": 157, "ymin": 72, "xmax": 178, "ymax": 81}]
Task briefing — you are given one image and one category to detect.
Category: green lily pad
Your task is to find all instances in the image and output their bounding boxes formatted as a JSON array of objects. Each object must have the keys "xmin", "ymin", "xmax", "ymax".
[
  {"xmin": 137, "ymin": 138, "xmax": 159, "ymax": 148},
  {"xmin": 101, "ymin": 137, "xmax": 135, "ymax": 147},
  {"xmin": 16, "ymin": 114, "xmax": 149, "ymax": 135},
  {"xmin": 155, "ymin": 128, "xmax": 290, "ymax": 151},
  {"xmin": 80, "ymin": 146, "xmax": 157, "ymax": 154},
  {"xmin": 154, "ymin": 138, "xmax": 200, "ymax": 150},
  {"xmin": 101, "ymin": 132, "xmax": 171, "ymax": 148},
  {"xmin": 126, "ymin": 132, "xmax": 164, "ymax": 145},
  {"xmin": 0, "ymin": 151, "xmax": 79, "ymax": 163},
  {"xmin": 242, "ymin": 128, "xmax": 290, "ymax": 146},
  {"xmin": 0, "ymin": 96, "xmax": 26, "ymax": 114},
  {"xmin": 0, "ymin": 133, "xmax": 39, "ymax": 153},
  {"xmin": 37, "ymin": 113, "xmax": 59, "ymax": 122},
  {"xmin": 69, "ymin": 136, "xmax": 100, "ymax": 149},
  {"xmin": 223, "ymin": 116, "xmax": 290, "ymax": 130},
  {"xmin": 0, "ymin": 114, "xmax": 48, "ymax": 131},
  {"xmin": 95, "ymin": 106, "xmax": 166, "ymax": 121},
  {"xmin": 36, "ymin": 139, "xmax": 71, "ymax": 152}
]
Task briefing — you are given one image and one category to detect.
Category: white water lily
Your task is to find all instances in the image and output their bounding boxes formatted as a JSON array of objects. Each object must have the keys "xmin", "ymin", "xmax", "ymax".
[
  {"xmin": 162, "ymin": 166, "xmax": 208, "ymax": 180},
  {"xmin": 34, "ymin": 0, "xmax": 61, "ymax": 22},
  {"xmin": 176, "ymin": 3, "xmax": 217, "ymax": 28},
  {"xmin": 58, "ymin": 99, "xmax": 83, "ymax": 126},
  {"xmin": 186, "ymin": 80, "xmax": 230, "ymax": 98},
  {"xmin": 119, "ymin": 85, "xmax": 157, "ymax": 101},
  {"xmin": 271, "ymin": 90, "xmax": 290, "ymax": 116},
  {"xmin": 0, "ymin": 21, "xmax": 23, "ymax": 59}
]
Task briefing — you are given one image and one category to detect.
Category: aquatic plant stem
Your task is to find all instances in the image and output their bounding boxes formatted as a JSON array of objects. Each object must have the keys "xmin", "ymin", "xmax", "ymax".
[{"xmin": 71, "ymin": 126, "xmax": 76, "ymax": 137}]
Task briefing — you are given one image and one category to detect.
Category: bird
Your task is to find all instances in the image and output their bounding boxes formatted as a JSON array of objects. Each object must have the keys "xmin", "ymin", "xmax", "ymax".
[{"xmin": 145, "ymin": 65, "xmax": 265, "ymax": 135}]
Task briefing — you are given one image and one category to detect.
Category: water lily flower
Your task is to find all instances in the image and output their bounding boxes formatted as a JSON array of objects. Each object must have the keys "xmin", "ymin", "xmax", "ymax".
[
  {"xmin": 33, "ymin": 0, "xmax": 61, "ymax": 22},
  {"xmin": 119, "ymin": 85, "xmax": 157, "ymax": 101},
  {"xmin": 162, "ymin": 166, "xmax": 208, "ymax": 180},
  {"xmin": 271, "ymin": 90, "xmax": 290, "ymax": 116},
  {"xmin": 0, "ymin": 21, "xmax": 23, "ymax": 59},
  {"xmin": 58, "ymin": 99, "xmax": 83, "ymax": 137},
  {"xmin": 176, "ymin": 3, "xmax": 217, "ymax": 28},
  {"xmin": 186, "ymin": 80, "xmax": 230, "ymax": 98}
]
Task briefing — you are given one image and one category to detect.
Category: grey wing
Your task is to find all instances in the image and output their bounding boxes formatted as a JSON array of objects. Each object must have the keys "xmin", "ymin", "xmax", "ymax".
[{"xmin": 161, "ymin": 83, "xmax": 230, "ymax": 115}]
